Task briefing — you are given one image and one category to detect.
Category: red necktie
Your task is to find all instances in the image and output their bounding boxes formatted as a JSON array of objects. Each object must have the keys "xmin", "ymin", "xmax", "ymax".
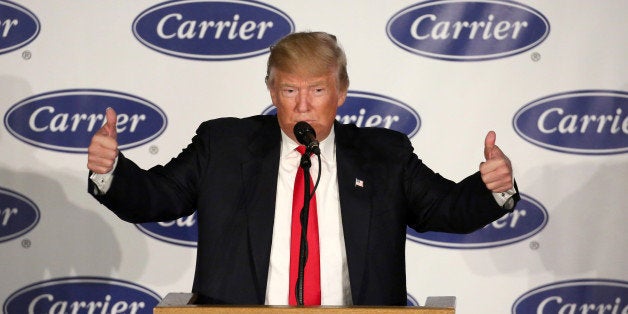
[{"xmin": 289, "ymin": 145, "xmax": 321, "ymax": 305}]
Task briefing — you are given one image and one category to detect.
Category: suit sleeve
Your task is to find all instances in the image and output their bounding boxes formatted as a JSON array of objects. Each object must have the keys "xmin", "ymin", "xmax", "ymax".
[
  {"xmin": 399, "ymin": 135, "xmax": 514, "ymax": 234},
  {"xmin": 87, "ymin": 121, "xmax": 213, "ymax": 223}
]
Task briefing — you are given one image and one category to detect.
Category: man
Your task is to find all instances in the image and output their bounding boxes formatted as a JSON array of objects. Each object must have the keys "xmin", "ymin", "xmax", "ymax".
[{"xmin": 87, "ymin": 32, "xmax": 518, "ymax": 306}]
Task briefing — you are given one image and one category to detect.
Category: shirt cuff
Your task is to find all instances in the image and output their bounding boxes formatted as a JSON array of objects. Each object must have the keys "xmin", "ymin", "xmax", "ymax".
[
  {"xmin": 89, "ymin": 156, "xmax": 118, "ymax": 194},
  {"xmin": 492, "ymin": 187, "xmax": 517, "ymax": 210}
]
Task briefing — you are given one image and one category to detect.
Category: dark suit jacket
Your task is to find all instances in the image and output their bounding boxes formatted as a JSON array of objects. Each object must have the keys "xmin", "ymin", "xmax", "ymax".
[{"xmin": 89, "ymin": 115, "xmax": 516, "ymax": 305}]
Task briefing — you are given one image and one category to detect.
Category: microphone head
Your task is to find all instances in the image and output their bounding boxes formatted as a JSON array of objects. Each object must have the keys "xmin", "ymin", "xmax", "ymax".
[{"xmin": 293, "ymin": 121, "xmax": 316, "ymax": 146}]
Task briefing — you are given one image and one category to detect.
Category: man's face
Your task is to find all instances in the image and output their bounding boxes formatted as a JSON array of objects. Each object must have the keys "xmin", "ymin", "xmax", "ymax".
[{"xmin": 268, "ymin": 69, "xmax": 347, "ymax": 143}]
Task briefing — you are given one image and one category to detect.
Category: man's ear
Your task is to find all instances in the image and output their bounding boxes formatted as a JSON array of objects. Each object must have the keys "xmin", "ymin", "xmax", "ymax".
[
  {"xmin": 337, "ymin": 91, "xmax": 347, "ymax": 107},
  {"xmin": 265, "ymin": 78, "xmax": 272, "ymax": 91}
]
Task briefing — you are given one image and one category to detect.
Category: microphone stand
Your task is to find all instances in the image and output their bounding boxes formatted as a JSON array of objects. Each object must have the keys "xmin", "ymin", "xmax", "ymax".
[
  {"xmin": 296, "ymin": 144, "xmax": 325, "ymax": 306},
  {"xmin": 295, "ymin": 150, "xmax": 312, "ymax": 306}
]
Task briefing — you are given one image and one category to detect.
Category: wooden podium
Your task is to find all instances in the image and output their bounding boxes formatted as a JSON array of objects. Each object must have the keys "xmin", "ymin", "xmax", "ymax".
[{"xmin": 154, "ymin": 293, "xmax": 455, "ymax": 313}]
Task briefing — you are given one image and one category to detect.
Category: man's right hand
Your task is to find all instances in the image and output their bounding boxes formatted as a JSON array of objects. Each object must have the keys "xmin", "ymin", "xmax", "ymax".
[{"xmin": 87, "ymin": 108, "xmax": 119, "ymax": 174}]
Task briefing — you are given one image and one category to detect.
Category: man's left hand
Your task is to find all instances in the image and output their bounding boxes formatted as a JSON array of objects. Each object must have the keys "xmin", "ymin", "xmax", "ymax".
[{"xmin": 480, "ymin": 131, "xmax": 514, "ymax": 193}]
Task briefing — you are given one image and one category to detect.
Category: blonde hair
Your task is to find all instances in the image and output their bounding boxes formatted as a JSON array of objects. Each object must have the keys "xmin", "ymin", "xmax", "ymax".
[{"xmin": 265, "ymin": 31, "xmax": 349, "ymax": 91}]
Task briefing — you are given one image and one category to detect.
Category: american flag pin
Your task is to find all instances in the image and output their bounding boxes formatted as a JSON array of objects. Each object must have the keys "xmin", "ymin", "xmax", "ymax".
[{"xmin": 355, "ymin": 178, "xmax": 364, "ymax": 188}]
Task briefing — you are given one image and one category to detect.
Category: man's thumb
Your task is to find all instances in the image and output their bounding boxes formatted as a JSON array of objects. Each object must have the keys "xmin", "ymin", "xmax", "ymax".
[
  {"xmin": 104, "ymin": 107, "xmax": 118, "ymax": 139},
  {"xmin": 484, "ymin": 131, "xmax": 496, "ymax": 160}
]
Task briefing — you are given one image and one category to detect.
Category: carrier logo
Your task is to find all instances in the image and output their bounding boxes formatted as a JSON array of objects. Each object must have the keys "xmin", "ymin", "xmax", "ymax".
[
  {"xmin": 512, "ymin": 279, "xmax": 628, "ymax": 314},
  {"xmin": 407, "ymin": 194, "xmax": 547, "ymax": 249},
  {"xmin": 0, "ymin": 187, "xmax": 40, "ymax": 243},
  {"xmin": 514, "ymin": 90, "xmax": 628, "ymax": 155},
  {"xmin": 3, "ymin": 277, "xmax": 161, "ymax": 313},
  {"xmin": 0, "ymin": 1, "xmax": 40, "ymax": 55},
  {"xmin": 407, "ymin": 293, "xmax": 419, "ymax": 306},
  {"xmin": 133, "ymin": 0, "xmax": 295, "ymax": 60},
  {"xmin": 262, "ymin": 90, "xmax": 421, "ymax": 137},
  {"xmin": 4, "ymin": 89, "xmax": 167, "ymax": 153},
  {"xmin": 386, "ymin": 0, "xmax": 550, "ymax": 61},
  {"xmin": 136, "ymin": 212, "xmax": 198, "ymax": 247}
]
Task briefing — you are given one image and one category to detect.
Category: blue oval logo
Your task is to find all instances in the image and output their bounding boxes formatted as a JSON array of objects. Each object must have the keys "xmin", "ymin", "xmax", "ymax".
[
  {"xmin": 262, "ymin": 90, "xmax": 421, "ymax": 137},
  {"xmin": 514, "ymin": 90, "xmax": 628, "ymax": 155},
  {"xmin": 136, "ymin": 212, "xmax": 198, "ymax": 247},
  {"xmin": 0, "ymin": 1, "xmax": 40, "ymax": 55},
  {"xmin": 512, "ymin": 279, "xmax": 628, "ymax": 314},
  {"xmin": 4, "ymin": 89, "xmax": 167, "ymax": 153},
  {"xmin": 0, "ymin": 187, "xmax": 40, "ymax": 243},
  {"xmin": 386, "ymin": 0, "xmax": 550, "ymax": 61},
  {"xmin": 407, "ymin": 194, "xmax": 548, "ymax": 249},
  {"xmin": 3, "ymin": 277, "xmax": 161, "ymax": 313},
  {"xmin": 132, "ymin": 0, "xmax": 295, "ymax": 61},
  {"xmin": 407, "ymin": 293, "xmax": 419, "ymax": 306}
]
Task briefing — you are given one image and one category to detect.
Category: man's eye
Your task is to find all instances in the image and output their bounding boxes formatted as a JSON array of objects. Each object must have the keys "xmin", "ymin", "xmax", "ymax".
[
  {"xmin": 313, "ymin": 88, "xmax": 326, "ymax": 95},
  {"xmin": 282, "ymin": 88, "xmax": 297, "ymax": 97}
]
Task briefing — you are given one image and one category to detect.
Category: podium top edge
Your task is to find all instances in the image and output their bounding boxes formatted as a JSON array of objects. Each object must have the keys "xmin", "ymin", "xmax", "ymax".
[{"xmin": 154, "ymin": 293, "xmax": 456, "ymax": 313}]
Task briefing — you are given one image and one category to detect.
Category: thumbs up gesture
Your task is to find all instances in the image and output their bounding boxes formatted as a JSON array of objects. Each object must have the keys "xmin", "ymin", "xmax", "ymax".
[
  {"xmin": 480, "ymin": 131, "xmax": 514, "ymax": 193},
  {"xmin": 87, "ymin": 108, "xmax": 119, "ymax": 174}
]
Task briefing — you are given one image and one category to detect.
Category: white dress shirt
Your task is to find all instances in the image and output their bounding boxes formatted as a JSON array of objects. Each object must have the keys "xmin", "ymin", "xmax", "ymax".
[{"xmin": 264, "ymin": 128, "xmax": 352, "ymax": 305}]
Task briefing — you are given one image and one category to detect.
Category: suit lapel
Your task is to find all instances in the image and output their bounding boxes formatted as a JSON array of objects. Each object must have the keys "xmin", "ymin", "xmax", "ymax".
[
  {"xmin": 335, "ymin": 123, "xmax": 374, "ymax": 304},
  {"xmin": 241, "ymin": 117, "xmax": 281, "ymax": 302}
]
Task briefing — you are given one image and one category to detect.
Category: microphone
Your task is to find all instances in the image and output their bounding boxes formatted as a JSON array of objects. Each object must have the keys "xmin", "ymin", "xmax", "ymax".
[{"xmin": 293, "ymin": 121, "xmax": 321, "ymax": 155}]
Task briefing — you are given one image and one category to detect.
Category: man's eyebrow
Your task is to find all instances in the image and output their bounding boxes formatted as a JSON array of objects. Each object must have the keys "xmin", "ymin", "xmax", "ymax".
[
  {"xmin": 278, "ymin": 80, "xmax": 328, "ymax": 87},
  {"xmin": 308, "ymin": 80, "xmax": 328, "ymax": 87}
]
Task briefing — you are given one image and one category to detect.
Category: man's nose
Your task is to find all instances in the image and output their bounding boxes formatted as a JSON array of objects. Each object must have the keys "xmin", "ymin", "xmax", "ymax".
[{"xmin": 295, "ymin": 91, "xmax": 310, "ymax": 112}]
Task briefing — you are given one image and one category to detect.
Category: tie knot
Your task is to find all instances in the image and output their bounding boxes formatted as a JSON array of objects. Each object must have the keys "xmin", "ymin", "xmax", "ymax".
[{"xmin": 296, "ymin": 145, "xmax": 307, "ymax": 155}]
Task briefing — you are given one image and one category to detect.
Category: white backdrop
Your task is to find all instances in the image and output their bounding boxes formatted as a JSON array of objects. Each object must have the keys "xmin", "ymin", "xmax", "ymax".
[{"xmin": 1, "ymin": 0, "xmax": 627, "ymax": 313}]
